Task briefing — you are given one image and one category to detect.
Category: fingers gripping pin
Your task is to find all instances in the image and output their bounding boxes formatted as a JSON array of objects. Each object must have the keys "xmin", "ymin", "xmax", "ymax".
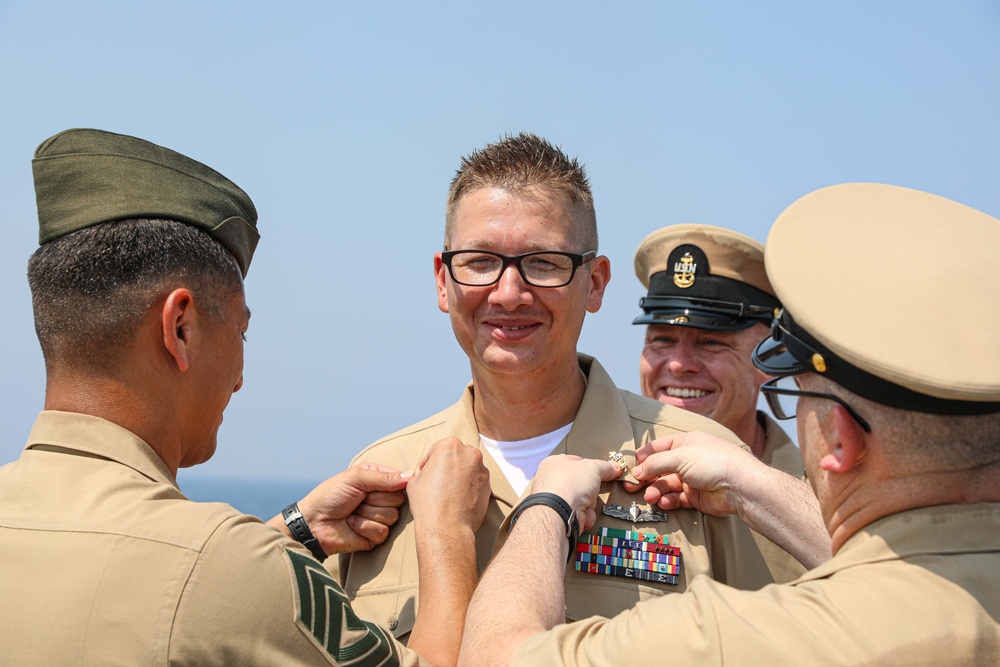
[
  {"xmin": 608, "ymin": 450, "xmax": 629, "ymax": 477},
  {"xmin": 603, "ymin": 451, "xmax": 669, "ymax": 524}
]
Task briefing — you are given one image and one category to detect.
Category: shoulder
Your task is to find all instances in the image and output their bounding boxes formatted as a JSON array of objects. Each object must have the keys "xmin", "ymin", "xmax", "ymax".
[
  {"xmin": 351, "ymin": 403, "xmax": 458, "ymax": 466},
  {"xmin": 620, "ymin": 389, "xmax": 742, "ymax": 444},
  {"xmin": 93, "ymin": 483, "xmax": 256, "ymax": 553},
  {"xmin": 173, "ymin": 517, "xmax": 422, "ymax": 665}
]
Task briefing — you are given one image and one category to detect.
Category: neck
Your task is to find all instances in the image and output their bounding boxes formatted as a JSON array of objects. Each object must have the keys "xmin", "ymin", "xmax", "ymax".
[
  {"xmin": 825, "ymin": 464, "xmax": 1000, "ymax": 553},
  {"xmin": 470, "ymin": 358, "xmax": 585, "ymax": 441},
  {"xmin": 44, "ymin": 369, "xmax": 183, "ymax": 476}
]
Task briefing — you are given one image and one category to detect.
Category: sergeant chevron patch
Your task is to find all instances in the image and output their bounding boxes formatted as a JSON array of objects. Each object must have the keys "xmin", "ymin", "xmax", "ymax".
[{"xmin": 286, "ymin": 550, "xmax": 401, "ymax": 666}]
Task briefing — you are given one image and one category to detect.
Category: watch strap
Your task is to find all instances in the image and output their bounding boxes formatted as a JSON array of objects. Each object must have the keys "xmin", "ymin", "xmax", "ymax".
[
  {"xmin": 508, "ymin": 492, "xmax": 580, "ymax": 563},
  {"xmin": 281, "ymin": 502, "xmax": 327, "ymax": 563}
]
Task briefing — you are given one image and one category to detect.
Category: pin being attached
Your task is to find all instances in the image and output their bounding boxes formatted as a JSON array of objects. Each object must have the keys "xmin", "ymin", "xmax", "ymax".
[{"xmin": 608, "ymin": 450, "xmax": 629, "ymax": 477}]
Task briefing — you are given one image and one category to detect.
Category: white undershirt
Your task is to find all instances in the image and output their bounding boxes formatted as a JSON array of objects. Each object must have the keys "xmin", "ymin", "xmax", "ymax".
[{"xmin": 480, "ymin": 423, "xmax": 573, "ymax": 496}]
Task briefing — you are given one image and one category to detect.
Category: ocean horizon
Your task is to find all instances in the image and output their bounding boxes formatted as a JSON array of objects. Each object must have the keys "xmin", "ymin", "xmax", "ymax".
[{"xmin": 178, "ymin": 475, "xmax": 321, "ymax": 521}]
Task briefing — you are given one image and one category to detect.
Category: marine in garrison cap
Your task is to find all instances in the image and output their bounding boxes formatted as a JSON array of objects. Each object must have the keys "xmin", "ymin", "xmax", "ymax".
[{"xmin": 0, "ymin": 128, "xmax": 488, "ymax": 666}]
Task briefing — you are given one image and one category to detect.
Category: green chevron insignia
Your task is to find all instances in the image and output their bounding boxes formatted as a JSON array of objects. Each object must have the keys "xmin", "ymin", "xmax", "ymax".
[{"xmin": 286, "ymin": 550, "xmax": 400, "ymax": 666}]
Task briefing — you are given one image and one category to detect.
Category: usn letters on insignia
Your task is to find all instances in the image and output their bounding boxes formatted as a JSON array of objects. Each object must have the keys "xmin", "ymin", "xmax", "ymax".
[
  {"xmin": 286, "ymin": 550, "xmax": 401, "ymax": 666},
  {"xmin": 673, "ymin": 252, "xmax": 697, "ymax": 288},
  {"xmin": 608, "ymin": 450, "xmax": 629, "ymax": 476}
]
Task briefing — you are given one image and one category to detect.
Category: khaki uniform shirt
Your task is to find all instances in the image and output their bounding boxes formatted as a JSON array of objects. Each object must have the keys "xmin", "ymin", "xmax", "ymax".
[
  {"xmin": 513, "ymin": 503, "xmax": 1000, "ymax": 666},
  {"xmin": 750, "ymin": 413, "xmax": 808, "ymax": 583},
  {"xmin": 0, "ymin": 411, "xmax": 421, "ymax": 667},
  {"xmin": 334, "ymin": 356, "xmax": 774, "ymax": 639}
]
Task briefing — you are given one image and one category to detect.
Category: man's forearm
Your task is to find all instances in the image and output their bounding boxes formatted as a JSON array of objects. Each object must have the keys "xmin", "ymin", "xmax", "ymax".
[
  {"xmin": 409, "ymin": 524, "xmax": 479, "ymax": 667},
  {"xmin": 458, "ymin": 506, "xmax": 568, "ymax": 667},
  {"xmin": 736, "ymin": 465, "xmax": 831, "ymax": 568}
]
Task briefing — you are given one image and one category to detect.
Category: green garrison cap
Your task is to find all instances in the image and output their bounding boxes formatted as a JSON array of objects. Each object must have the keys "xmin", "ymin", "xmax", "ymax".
[
  {"xmin": 32, "ymin": 128, "xmax": 260, "ymax": 277},
  {"xmin": 754, "ymin": 183, "xmax": 1000, "ymax": 413}
]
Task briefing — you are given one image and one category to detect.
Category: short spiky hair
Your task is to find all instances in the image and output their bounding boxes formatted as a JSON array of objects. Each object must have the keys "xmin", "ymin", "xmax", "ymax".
[{"xmin": 444, "ymin": 133, "xmax": 598, "ymax": 250}]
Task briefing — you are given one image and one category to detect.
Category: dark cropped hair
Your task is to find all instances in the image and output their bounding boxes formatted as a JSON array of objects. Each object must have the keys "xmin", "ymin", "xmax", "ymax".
[
  {"xmin": 814, "ymin": 376, "xmax": 1000, "ymax": 471},
  {"xmin": 445, "ymin": 133, "xmax": 598, "ymax": 251},
  {"xmin": 27, "ymin": 218, "xmax": 243, "ymax": 372}
]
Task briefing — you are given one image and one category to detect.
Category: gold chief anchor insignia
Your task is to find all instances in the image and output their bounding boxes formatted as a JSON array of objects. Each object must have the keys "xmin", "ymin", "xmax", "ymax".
[
  {"xmin": 603, "ymin": 501, "xmax": 669, "ymax": 523},
  {"xmin": 673, "ymin": 252, "xmax": 697, "ymax": 288}
]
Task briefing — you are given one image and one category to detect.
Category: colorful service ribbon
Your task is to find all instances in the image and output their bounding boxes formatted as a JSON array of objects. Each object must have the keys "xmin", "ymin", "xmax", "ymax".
[{"xmin": 572, "ymin": 529, "xmax": 681, "ymax": 585}]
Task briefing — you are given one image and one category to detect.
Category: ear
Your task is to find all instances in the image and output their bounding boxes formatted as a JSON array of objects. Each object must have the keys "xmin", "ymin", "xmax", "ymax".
[
  {"xmin": 585, "ymin": 255, "xmax": 611, "ymax": 313},
  {"xmin": 819, "ymin": 404, "xmax": 867, "ymax": 473},
  {"xmin": 434, "ymin": 252, "xmax": 450, "ymax": 314},
  {"xmin": 161, "ymin": 288, "xmax": 196, "ymax": 372}
]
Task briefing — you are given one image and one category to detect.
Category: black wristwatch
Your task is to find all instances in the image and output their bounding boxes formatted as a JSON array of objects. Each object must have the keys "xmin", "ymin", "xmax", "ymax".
[
  {"xmin": 281, "ymin": 502, "xmax": 328, "ymax": 563},
  {"xmin": 508, "ymin": 492, "xmax": 580, "ymax": 563}
]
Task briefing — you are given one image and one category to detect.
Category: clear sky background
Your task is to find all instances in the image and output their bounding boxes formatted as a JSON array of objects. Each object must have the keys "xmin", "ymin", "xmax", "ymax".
[{"xmin": 2, "ymin": 2, "xmax": 998, "ymax": 486}]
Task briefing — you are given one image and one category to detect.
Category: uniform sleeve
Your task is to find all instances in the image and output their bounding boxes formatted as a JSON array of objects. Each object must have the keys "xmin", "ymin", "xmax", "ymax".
[
  {"xmin": 329, "ymin": 438, "xmax": 431, "ymax": 640},
  {"xmin": 511, "ymin": 578, "xmax": 726, "ymax": 666},
  {"xmin": 170, "ymin": 514, "xmax": 427, "ymax": 666},
  {"xmin": 702, "ymin": 512, "xmax": 777, "ymax": 590},
  {"xmin": 509, "ymin": 576, "xmax": 818, "ymax": 666},
  {"xmin": 664, "ymin": 413, "xmax": 783, "ymax": 591},
  {"xmin": 512, "ymin": 557, "xmax": 999, "ymax": 666}
]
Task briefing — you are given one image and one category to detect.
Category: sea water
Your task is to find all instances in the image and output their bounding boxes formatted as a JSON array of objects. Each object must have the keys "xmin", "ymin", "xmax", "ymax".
[{"xmin": 178, "ymin": 475, "xmax": 321, "ymax": 521}]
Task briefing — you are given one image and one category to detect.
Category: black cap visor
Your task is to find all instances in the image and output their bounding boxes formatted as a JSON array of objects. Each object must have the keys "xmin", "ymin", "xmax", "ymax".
[
  {"xmin": 633, "ymin": 296, "xmax": 774, "ymax": 332},
  {"xmin": 754, "ymin": 311, "xmax": 1000, "ymax": 416},
  {"xmin": 752, "ymin": 334, "xmax": 810, "ymax": 375}
]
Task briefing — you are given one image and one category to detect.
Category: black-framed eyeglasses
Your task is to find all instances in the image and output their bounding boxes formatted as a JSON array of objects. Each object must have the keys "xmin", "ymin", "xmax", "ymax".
[
  {"xmin": 441, "ymin": 250, "xmax": 597, "ymax": 288},
  {"xmin": 761, "ymin": 376, "xmax": 872, "ymax": 433}
]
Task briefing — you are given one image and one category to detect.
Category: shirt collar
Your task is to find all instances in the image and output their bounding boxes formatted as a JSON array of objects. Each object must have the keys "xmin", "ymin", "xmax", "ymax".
[{"xmin": 25, "ymin": 410, "xmax": 178, "ymax": 487}]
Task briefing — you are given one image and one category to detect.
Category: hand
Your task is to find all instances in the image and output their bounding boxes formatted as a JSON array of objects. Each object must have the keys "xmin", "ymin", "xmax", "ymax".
[
  {"xmin": 625, "ymin": 432, "xmax": 763, "ymax": 517},
  {"xmin": 407, "ymin": 437, "xmax": 490, "ymax": 535},
  {"xmin": 296, "ymin": 463, "xmax": 409, "ymax": 555},
  {"xmin": 528, "ymin": 455, "xmax": 622, "ymax": 532}
]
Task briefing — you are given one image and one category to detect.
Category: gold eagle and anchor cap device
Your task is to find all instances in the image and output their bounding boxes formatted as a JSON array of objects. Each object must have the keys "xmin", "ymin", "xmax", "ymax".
[
  {"xmin": 633, "ymin": 224, "xmax": 780, "ymax": 331},
  {"xmin": 753, "ymin": 183, "xmax": 1000, "ymax": 414}
]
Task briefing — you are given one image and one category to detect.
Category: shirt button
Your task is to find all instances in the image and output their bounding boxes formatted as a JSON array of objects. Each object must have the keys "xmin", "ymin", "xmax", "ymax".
[{"xmin": 388, "ymin": 617, "xmax": 398, "ymax": 631}]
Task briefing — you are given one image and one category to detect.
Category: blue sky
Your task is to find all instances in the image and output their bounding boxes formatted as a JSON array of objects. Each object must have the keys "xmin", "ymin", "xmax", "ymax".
[{"xmin": 1, "ymin": 1, "xmax": 998, "ymax": 483}]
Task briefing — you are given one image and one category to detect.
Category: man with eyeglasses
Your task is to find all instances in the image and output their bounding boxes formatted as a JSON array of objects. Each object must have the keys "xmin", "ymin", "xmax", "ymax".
[
  {"xmin": 631, "ymin": 224, "xmax": 816, "ymax": 582},
  {"xmin": 459, "ymin": 182, "xmax": 1000, "ymax": 666},
  {"xmin": 331, "ymin": 133, "xmax": 776, "ymax": 642}
]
